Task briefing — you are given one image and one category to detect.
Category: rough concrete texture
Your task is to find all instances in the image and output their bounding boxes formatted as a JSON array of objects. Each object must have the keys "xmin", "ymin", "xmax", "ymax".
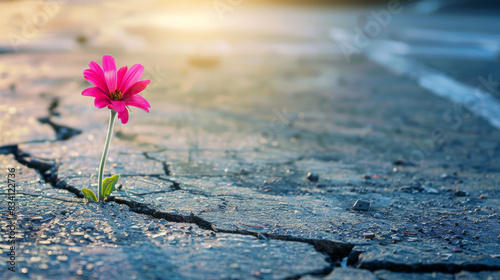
[{"xmin": 1, "ymin": 1, "xmax": 500, "ymax": 279}]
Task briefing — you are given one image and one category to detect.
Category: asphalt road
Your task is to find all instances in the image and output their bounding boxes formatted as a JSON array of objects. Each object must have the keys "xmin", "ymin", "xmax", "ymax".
[{"xmin": 0, "ymin": 1, "xmax": 499, "ymax": 279}]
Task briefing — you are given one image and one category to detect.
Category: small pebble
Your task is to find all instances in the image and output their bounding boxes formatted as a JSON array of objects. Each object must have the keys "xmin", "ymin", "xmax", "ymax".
[
  {"xmin": 260, "ymin": 268, "xmax": 272, "ymax": 274},
  {"xmin": 363, "ymin": 232, "xmax": 375, "ymax": 240},
  {"xmin": 57, "ymin": 255, "xmax": 68, "ymax": 262},
  {"xmin": 352, "ymin": 200, "xmax": 370, "ymax": 211},
  {"xmin": 394, "ymin": 160, "xmax": 413, "ymax": 166},
  {"xmin": 454, "ymin": 189, "xmax": 467, "ymax": 197},
  {"xmin": 307, "ymin": 172, "xmax": 319, "ymax": 182},
  {"xmin": 423, "ymin": 186, "xmax": 439, "ymax": 194}
]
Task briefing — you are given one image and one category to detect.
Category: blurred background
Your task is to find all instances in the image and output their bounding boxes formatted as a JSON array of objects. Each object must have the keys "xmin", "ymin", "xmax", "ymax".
[
  {"xmin": 3, "ymin": 2, "xmax": 500, "ymax": 280},
  {"xmin": 1, "ymin": 0, "xmax": 500, "ymax": 159}
]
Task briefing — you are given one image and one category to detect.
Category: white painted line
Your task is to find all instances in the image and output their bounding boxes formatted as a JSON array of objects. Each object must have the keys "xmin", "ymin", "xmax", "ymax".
[
  {"xmin": 366, "ymin": 51, "xmax": 500, "ymax": 129},
  {"xmin": 329, "ymin": 27, "xmax": 500, "ymax": 129},
  {"xmin": 370, "ymin": 39, "xmax": 499, "ymax": 60},
  {"xmin": 395, "ymin": 27, "xmax": 500, "ymax": 46}
]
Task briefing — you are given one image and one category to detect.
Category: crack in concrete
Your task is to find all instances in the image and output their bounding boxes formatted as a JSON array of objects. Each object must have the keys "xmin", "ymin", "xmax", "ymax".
[
  {"xmin": 0, "ymin": 145, "xmax": 84, "ymax": 198},
  {"xmin": 12, "ymin": 143, "xmax": 499, "ymax": 277},
  {"xmin": 38, "ymin": 116, "xmax": 82, "ymax": 141},
  {"xmin": 5, "ymin": 143, "xmax": 499, "ymax": 277},
  {"xmin": 37, "ymin": 97, "xmax": 82, "ymax": 141},
  {"xmin": 142, "ymin": 151, "xmax": 182, "ymax": 191},
  {"xmin": 0, "ymin": 143, "xmax": 354, "ymax": 278},
  {"xmin": 100, "ymin": 173, "xmax": 239, "ymax": 199},
  {"xmin": 143, "ymin": 151, "xmax": 172, "ymax": 176},
  {"xmin": 356, "ymin": 259, "xmax": 500, "ymax": 274}
]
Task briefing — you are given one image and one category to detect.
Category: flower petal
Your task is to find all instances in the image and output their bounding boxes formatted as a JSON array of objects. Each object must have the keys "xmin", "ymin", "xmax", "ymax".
[
  {"xmin": 110, "ymin": 100, "xmax": 126, "ymax": 113},
  {"xmin": 123, "ymin": 94, "xmax": 150, "ymax": 112},
  {"xmin": 94, "ymin": 94, "xmax": 111, "ymax": 108},
  {"xmin": 82, "ymin": 86, "xmax": 107, "ymax": 98},
  {"xmin": 89, "ymin": 61, "xmax": 104, "ymax": 76},
  {"xmin": 87, "ymin": 61, "xmax": 108, "ymax": 93},
  {"xmin": 119, "ymin": 64, "xmax": 145, "ymax": 93},
  {"xmin": 116, "ymin": 66, "xmax": 128, "ymax": 91},
  {"xmin": 102, "ymin": 55, "xmax": 117, "ymax": 93},
  {"xmin": 123, "ymin": 80, "xmax": 150, "ymax": 98},
  {"xmin": 117, "ymin": 107, "xmax": 129, "ymax": 124},
  {"xmin": 84, "ymin": 69, "xmax": 108, "ymax": 93},
  {"xmin": 109, "ymin": 100, "xmax": 129, "ymax": 124}
]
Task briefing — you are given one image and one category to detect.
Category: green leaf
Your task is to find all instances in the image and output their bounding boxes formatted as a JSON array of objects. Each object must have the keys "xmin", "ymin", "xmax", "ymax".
[
  {"xmin": 82, "ymin": 188, "xmax": 97, "ymax": 203},
  {"xmin": 102, "ymin": 174, "xmax": 120, "ymax": 199}
]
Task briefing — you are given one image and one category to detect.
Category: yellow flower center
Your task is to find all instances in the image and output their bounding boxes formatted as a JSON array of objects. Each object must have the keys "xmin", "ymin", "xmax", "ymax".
[{"xmin": 110, "ymin": 90, "xmax": 122, "ymax": 101}]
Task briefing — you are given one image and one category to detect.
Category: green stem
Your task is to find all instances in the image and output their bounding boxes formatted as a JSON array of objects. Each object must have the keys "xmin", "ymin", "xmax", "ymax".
[{"xmin": 98, "ymin": 110, "xmax": 117, "ymax": 201}]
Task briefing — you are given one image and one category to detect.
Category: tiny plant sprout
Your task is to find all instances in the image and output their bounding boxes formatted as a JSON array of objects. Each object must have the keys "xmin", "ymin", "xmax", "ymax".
[{"xmin": 81, "ymin": 55, "xmax": 151, "ymax": 202}]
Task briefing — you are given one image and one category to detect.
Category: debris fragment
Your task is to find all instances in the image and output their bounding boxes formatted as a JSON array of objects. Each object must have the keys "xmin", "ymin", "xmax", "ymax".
[
  {"xmin": 353, "ymin": 200, "xmax": 370, "ymax": 211},
  {"xmin": 393, "ymin": 160, "xmax": 415, "ymax": 166},
  {"xmin": 307, "ymin": 172, "xmax": 319, "ymax": 182},
  {"xmin": 454, "ymin": 189, "xmax": 467, "ymax": 197},
  {"xmin": 400, "ymin": 185, "xmax": 423, "ymax": 193},
  {"xmin": 391, "ymin": 235, "xmax": 401, "ymax": 242},
  {"xmin": 363, "ymin": 232, "xmax": 375, "ymax": 240},
  {"xmin": 422, "ymin": 185, "xmax": 439, "ymax": 194}
]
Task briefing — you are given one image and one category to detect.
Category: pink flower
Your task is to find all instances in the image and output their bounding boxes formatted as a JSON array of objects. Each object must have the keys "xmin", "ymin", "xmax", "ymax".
[{"xmin": 82, "ymin": 55, "xmax": 151, "ymax": 124}]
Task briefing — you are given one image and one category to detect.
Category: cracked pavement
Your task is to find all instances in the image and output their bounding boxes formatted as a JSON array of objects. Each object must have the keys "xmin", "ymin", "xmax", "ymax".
[{"xmin": 1, "ymin": 1, "xmax": 500, "ymax": 279}]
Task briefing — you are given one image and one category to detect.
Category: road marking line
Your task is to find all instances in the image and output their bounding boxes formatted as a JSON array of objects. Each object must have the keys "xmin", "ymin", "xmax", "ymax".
[
  {"xmin": 367, "ymin": 51, "xmax": 500, "ymax": 129},
  {"xmin": 328, "ymin": 27, "xmax": 500, "ymax": 129}
]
